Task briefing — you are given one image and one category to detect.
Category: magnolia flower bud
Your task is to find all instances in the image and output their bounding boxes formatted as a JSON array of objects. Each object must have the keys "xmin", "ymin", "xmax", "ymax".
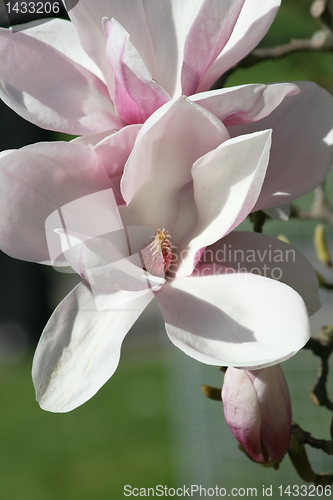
[{"xmin": 222, "ymin": 365, "xmax": 292, "ymax": 464}]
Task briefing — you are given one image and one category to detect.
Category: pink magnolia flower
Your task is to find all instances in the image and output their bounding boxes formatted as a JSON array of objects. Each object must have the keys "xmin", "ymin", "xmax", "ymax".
[
  {"xmin": 0, "ymin": 0, "xmax": 281, "ymax": 132},
  {"xmin": 1, "ymin": 7, "xmax": 333, "ymax": 210},
  {"xmin": 222, "ymin": 365, "xmax": 292, "ymax": 464},
  {"xmin": 1, "ymin": 0, "xmax": 333, "ymax": 214},
  {"xmin": 0, "ymin": 97, "xmax": 319, "ymax": 412}
]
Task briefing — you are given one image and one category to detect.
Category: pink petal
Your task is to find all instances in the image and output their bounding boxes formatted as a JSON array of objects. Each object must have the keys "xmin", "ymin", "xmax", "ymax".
[
  {"xmin": 94, "ymin": 125, "xmax": 142, "ymax": 204},
  {"xmin": 72, "ymin": 130, "xmax": 118, "ymax": 148},
  {"xmin": 198, "ymin": 0, "xmax": 281, "ymax": 92},
  {"xmin": 0, "ymin": 142, "xmax": 113, "ymax": 264},
  {"xmin": 138, "ymin": 0, "xmax": 216, "ymax": 96},
  {"xmin": 228, "ymin": 82, "xmax": 333, "ymax": 210},
  {"xmin": 67, "ymin": 0, "xmax": 212, "ymax": 98},
  {"xmin": 24, "ymin": 18, "xmax": 104, "ymax": 79},
  {"xmin": 191, "ymin": 83, "xmax": 299, "ymax": 126},
  {"xmin": 223, "ymin": 368, "xmax": 263, "ymax": 459},
  {"xmin": 0, "ymin": 28, "xmax": 122, "ymax": 135},
  {"xmin": 176, "ymin": 130, "xmax": 272, "ymax": 277},
  {"xmin": 104, "ymin": 18, "xmax": 170, "ymax": 124},
  {"xmin": 204, "ymin": 231, "xmax": 320, "ymax": 315},
  {"xmin": 32, "ymin": 281, "xmax": 153, "ymax": 412},
  {"xmin": 181, "ymin": 0, "xmax": 245, "ymax": 95},
  {"xmin": 156, "ymin": 268, "xmax": 309, "ymax": 368},
  {"xmin": 68, "ymin": 0, "xmax": 156, "ymax": 98},
  {"xmin": 120, "ymin": 98, "xmax": 229, "ymax": 233},
  {"xmin": 222, "ymin": 365, "xmax": 291, "ymax": 463}
]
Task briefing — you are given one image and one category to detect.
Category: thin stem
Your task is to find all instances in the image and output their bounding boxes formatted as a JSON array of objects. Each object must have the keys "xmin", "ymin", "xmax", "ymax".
[{"xmin": 303, "ymin": 327, "xmax": 333, "ymax": 411}]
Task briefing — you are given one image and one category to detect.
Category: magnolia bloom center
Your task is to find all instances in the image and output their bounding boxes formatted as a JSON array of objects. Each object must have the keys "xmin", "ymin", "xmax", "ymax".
[{"xmin": 141, "ymin": 228, "xmax": 172, "ymax": 278}]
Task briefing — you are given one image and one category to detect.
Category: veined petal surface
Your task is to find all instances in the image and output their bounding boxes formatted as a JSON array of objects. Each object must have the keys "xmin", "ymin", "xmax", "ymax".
[{"xmin": 33, "ymin": 282, "xmax": 153, "ymax": 412}]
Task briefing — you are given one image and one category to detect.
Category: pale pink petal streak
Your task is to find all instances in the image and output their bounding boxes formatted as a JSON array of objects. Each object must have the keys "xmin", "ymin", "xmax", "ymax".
[
  {"xmin": 104, "ymin": 18, "xmax": 170, "ymax": 124},
  {"xmin": 181, "ymin": 0, "xmax": 245, "ymax": 95},
  {"xmin": 198, "ymin": 0, "xmax": 281, "ymax": 92}
]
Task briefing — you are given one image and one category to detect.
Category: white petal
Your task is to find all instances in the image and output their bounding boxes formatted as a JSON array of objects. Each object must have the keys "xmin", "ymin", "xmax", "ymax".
[
  {"xmin": 23, "ymin": 18, "xmax": 104, "ymax": 79},
  {"xmin": 156, "ymin": 270, "xmax": 309, "ymax": 368},
  {"xmin": 190, "ymin": 83, "xmax": 299, "ymax": 125},
  {"xmin": 56, "ymin": 228, "xmax": 165, "ymax": 293},
  {"xmin": 120, "ymin": 98, "xmax": 228, "ymax": 232},
  {"xmin": 32, "ymin": 282, "xmax": 153, "ymax": 412},
  {"xmin": 176, "ymin": 130, "xmax": 272, "ymax": 276}
]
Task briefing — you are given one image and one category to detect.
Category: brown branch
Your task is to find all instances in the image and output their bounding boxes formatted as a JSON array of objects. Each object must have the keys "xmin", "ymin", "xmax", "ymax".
[
  {"xmin": 303, "ymin": 326, "xmax": 333, "ymax": 411},
  {"xmin": 292, "ymin": 423, "xmax": 333, "ymax": 455},
  {"xmin": 289, "ymin": 423, "xmax": 333, "ymax": 484},
  {"xmin": 239, "ymin": 30, "xmax": 333, "ymax": 69},
  {"xmin": 202, "ymin": 385, "xmax": 222, "ymax": 401},
  {"xmin": 249, "ymin": 210, "xmax": 267, "ymax": 233}
]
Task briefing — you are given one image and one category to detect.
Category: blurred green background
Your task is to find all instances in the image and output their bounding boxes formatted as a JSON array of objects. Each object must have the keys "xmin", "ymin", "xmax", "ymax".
[{"xmin": 1, "ymin": 0, "xmax": 333, "ymax": 498}]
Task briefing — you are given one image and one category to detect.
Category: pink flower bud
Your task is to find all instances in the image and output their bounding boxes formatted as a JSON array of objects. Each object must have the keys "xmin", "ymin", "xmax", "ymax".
[{"xmin": 222, "ymin": 365, "xmax": 291, "ymax": 464}]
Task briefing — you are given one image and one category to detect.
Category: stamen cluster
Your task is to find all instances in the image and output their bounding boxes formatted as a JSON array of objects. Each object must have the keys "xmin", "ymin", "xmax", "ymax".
[{"xmin": 141, "ymin": 228, "xmax": 172, "ymax": 278}]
